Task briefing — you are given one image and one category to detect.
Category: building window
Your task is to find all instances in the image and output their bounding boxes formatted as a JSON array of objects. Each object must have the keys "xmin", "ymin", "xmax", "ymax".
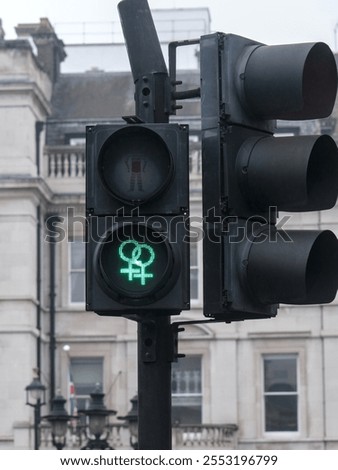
[
  {"xmin": 172, "ymin": 356, "xmax": 202, "ymax": 425},
  {"xmin": 69, "ymin": 357, "xmax": 103, "ymax": 414},
  {"xmin": 263, "ymin": 354, "xmax": 298, "ymax": 432},
  {"xmin": 68, "ymin": 135, "xmax": 85, "ymax": 146},
  {"xmin": 190, "ymin": 242, "xmax": 199, "ymax": 301},
  {"xmin": 189, "ymin": 134, "xmax": 201, "ymax": 175},
  {"xmin": 69, "ymin": 240, "xmax": 85, "ymax": 303}
]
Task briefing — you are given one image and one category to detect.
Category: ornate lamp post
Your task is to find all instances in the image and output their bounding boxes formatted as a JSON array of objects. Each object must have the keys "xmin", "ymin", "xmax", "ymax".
[
  {"xmin": 79, "ymin": 384, "xmax": 116, "ymax": 450},
  {"xmin": 118, "ymin": 395, "xmax": 139, "ymax": 449},
  {"xmin": 25, "ymin": 375, "xmax": 47, "ymax": 450},
  {"xmin": 42, "ymin": 392, "xmax": 72, "ymax": 449}
]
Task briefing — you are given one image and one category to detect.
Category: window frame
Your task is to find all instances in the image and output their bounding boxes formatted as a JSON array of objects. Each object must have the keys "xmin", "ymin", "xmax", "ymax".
[
  {"xmin": 189, "ymin": 132, "xmax": 202, "ymax": 176},
  {"xmin": 68, "ymin": 238, "xmax": 86, "ymax": 306},
  {"xmin": 262, "ymin": 353, "xmax": 300, "ymax": 437},
  {"xmin": 189, "ymin": 240, "xmax": 201, "ymax": 304},
  {"xmin": 171, "ymin": 355, "xmax": 203, "ymax": 425},
  {"xmin": 189, "ymin": 233, "xmax": 203, "ymax": 307},
  {"xmin": 68, "ymin": 356, "xmax": 104, "ymax": 419}
]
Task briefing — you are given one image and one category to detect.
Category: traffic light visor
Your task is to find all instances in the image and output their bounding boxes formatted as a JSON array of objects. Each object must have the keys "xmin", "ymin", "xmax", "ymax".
[
  {"xmin": 242, "ymin": 42, "xmax": 338, "ymax": 120},
  {"xmin": 246, "ymin": 229, "xmax": 338, "ymax": 305},
  {"xmin": 238, "ymin": 134, "xmax": 338, "ymax": 212}
]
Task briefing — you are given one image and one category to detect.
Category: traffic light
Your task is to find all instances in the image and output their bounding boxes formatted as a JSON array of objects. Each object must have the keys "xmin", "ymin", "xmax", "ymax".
[
  {"xmin": 86, "ymin": 123, "xmax": 190, "ymax": 317},
  {"xmin": 201, "ymin": 33, "xmax": 338, "ymax": 321}
]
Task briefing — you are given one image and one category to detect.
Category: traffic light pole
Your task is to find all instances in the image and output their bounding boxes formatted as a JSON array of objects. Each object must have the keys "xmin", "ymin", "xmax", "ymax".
[
  {"xmin": 118, "ymin": 0, "xmax": 170, "ymax": 124},
  {"xmin": 118, "ymin": 0, "xmax": 173, "ymax": 449},
  {"xmin": 137, "ymin": 317, "xmax": 173, "ymax": 449}
]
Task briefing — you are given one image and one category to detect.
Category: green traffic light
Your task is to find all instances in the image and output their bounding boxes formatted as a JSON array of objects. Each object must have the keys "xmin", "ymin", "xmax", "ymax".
[
  {"xmin": 119, "ymin": 240, "xmax": 156, "ymax": 286},
  {"xmin": 96, "ymin": 223, "xmax": 170, "ymax": 301},
  {"xmin": 86, "ymin": 121, "xmax": 190, "ymax": 313}
]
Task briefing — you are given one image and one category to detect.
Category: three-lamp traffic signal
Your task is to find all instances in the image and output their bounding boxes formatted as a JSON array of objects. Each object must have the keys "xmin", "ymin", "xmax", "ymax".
[
  {"xmin": 201, "ymin": 33, "xmax": 338, "ymax": 321},
  {"xmin": 86, "ymin": 123, "xmax": 190, "ymax": 317}
]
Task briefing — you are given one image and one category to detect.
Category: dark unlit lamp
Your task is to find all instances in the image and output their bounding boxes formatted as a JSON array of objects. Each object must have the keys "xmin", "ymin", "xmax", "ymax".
[
  {"xmin": 25, "ymin": 374, "xmax": 47, "ymax": 450},
  {"xmin": 118, "ymin": 394, "xmax": 138, "ymax": 449},
  {"xmin": 42, "ymin": 392, "xmax": 72, "ymax": 450},
  {"xmin": 79, "ymin": 384, "xmax": 116, "ymax": 450},
  {"xmin": 25, "ymin": 376, "xmax": 46, "ymax": 406}
]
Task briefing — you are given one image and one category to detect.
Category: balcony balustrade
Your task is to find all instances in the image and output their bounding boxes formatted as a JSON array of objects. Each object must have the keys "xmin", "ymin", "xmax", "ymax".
[
  {"xmin": 40, "ymin": 422, "xmax": 238, "ymax": 450},
  {"xmin": 44, "ymin": 145, "xmax": 85, "ymax": 194},
  {"xmin": 43, "ymin": 144, "xmax": 202, "ymax": 195}
]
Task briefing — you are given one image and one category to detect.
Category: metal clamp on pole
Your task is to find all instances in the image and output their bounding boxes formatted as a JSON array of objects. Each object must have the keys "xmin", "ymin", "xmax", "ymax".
[{"xmin": 168, "ymin": 39, "xmax": 201, "ymax": 114}]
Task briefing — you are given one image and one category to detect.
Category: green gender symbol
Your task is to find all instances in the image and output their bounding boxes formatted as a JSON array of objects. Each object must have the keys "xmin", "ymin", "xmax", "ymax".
[{"xmin": 119, "ymin": 240, "xmax": 155, "ymax": 286}]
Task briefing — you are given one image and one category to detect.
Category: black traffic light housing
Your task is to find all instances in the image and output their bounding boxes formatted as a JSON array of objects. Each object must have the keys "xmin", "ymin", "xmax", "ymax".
[
  {"xmin": 86, "ymin": 123, "xmax": 190, "ymax": 317},
  {"xmin": 201, "ymin": 33, "xmax": 338, "ymax": 322},
  {"xmin": 86, "ymin": 124, "xmax": 189, "ymax": 215},
  {"xmin": 219, "ymin": 35, "xmax": 337, "ymax": 127}
]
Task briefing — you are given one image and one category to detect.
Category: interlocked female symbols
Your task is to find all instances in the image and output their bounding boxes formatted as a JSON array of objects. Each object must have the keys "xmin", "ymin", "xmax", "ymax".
[{"xmin": 119, "ymin": 240, "xmax": 155, "ymax": 286}]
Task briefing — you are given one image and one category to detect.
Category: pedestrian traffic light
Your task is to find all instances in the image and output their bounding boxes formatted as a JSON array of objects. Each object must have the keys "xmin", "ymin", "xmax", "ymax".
[
  {"xmin": 201, "ymin": 33, "xmax": 338, "ymax": 322},
  {"xmin": 86, "ymin": 123, "xmax": 190, "ymax": 317}
]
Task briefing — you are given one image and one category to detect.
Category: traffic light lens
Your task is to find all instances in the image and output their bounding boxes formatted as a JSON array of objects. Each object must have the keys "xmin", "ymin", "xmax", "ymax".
[
  {"xmin": 306, "ymin": 231, "xmax": 338, "ymax": 303},
  {"xmin": 96, "ymin": 223, "xmax": 178, "ymax": 304},
  {"xmin": 302, "ymin": 43, "xmax": 338, "ymax": 119},
  {"xmin": 307, "ymin": 135, "xmax": 338, "ymax": 210},
  {"xmin": 98, "ymin": 126, "xmax": 173, "ymax": 205}
]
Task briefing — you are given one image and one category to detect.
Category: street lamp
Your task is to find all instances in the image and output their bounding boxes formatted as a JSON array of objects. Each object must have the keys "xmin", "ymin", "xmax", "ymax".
[
  {"xmin": 118, "ymin": 394, "xmax": 139, "ymax": 449},
  {"xmin": 25, "ymin": 375, "xmax": 46, "ymax": 450},
  {"xmin": 79, "ymin": 384, "xmax": 116, "ymax": 450},
  {"xmin": 42, "ymin": 392, "xmax": 72, "ymax": 450}
]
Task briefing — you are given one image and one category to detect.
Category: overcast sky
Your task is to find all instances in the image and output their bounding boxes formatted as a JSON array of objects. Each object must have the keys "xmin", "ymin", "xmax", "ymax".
[{"xmin": 1, "ymin": 0, "xmax": 338, "ymax": 50}]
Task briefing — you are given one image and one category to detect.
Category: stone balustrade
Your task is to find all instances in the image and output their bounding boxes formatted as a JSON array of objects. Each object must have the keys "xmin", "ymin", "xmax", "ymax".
[
  {"xmin": 40, "ymin": 422, "xmax": 238, "ymax": 450},
  {"xmin": 43, "ymin": 144, "xmax": 202, "ymax": 195}
]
